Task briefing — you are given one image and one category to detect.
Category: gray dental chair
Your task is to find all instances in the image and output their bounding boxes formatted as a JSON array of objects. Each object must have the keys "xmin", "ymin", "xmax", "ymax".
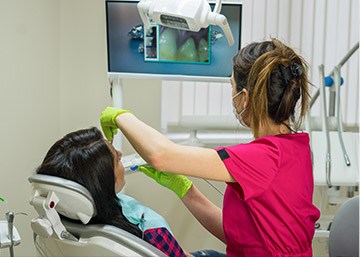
[
  {"xmin": 328, "ymin": 195, "xmax": 359, "ymax": 257},
  {"xmin": 28, "ymin": 174, "xmax": 167, "ymax": 257}
]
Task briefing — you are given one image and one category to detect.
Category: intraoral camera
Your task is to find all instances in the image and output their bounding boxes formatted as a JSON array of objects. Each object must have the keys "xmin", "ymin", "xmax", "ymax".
[{"xmin": 137, "ymin": 0, "xmax": 235, "ymax": 46}]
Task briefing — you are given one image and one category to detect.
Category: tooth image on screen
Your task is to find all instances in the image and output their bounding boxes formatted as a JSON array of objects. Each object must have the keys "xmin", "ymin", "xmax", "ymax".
[
  {"xmin": 159, "ymin": 28, "xmax": 178, "ymax": 61},
  {"xmin": 177, "ymin": 37, "xmax": 199, "ymax": 62},
  {"xmin": 198, "ymin": 38, "xmax": 209, "ymax": 62}
]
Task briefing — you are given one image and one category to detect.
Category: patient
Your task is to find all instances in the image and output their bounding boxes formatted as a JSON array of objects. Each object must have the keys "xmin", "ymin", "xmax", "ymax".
[{"xmin": 36, "ymin": 127, "xmax": 190, "ymax": 257}]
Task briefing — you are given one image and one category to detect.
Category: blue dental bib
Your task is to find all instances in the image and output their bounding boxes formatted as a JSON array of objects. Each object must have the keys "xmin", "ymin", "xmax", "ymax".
[{"xmin": 117, "ymin": 194, "xmax": 172, "ymax": 233}]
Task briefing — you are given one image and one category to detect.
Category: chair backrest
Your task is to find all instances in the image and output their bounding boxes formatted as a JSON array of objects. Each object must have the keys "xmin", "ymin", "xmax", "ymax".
[
  {"xmin": 328, "ymin": 195, "xmax": 359, "ymax": 257},
  {"xmin": 28, "ymin": 174, "xmax": 167, "ymax": 257}
]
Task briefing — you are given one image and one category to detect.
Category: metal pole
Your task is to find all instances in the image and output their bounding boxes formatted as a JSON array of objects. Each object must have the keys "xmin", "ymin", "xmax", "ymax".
[
  {"xmin": 334, "ymin": 65, "xmax": 351, "ymax": 166},
  {"xmin": 319, "ymin": 65, "xmax": 332, "ymax": 187},
  {"xmin": 5, "ymin": 212, "xmax": 14, "ymax": 257},
  {"xmin": 111, "ymin": 77, "xmax": 123, "ymax": 151}
]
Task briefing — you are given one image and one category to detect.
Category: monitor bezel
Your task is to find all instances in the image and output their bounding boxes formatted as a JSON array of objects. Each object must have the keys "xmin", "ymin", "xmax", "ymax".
[{"xmin": 105, "ymin": 0, "xmax": 242, "ymax": 82}]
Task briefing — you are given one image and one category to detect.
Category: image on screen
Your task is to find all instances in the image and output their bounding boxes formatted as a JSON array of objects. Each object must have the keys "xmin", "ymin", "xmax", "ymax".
[
  {"xmin": 106, "ymin": 0, "xmax": 242, "ymax": 81},
  {"xmin": 144, "ymin": 25, "xmax": 210, "ymax": 64}
]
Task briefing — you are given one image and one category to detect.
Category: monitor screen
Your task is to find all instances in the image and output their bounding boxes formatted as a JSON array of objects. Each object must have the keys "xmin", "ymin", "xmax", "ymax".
[{"xmin": 106, "ymin": 0, "xmax": 242, "ymax": 82}]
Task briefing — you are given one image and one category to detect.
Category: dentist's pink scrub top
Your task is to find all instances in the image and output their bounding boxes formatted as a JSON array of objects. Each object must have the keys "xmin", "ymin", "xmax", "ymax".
[{"xmin": 216, "ymin": 133, "xmax": 320, "ymax": 257}]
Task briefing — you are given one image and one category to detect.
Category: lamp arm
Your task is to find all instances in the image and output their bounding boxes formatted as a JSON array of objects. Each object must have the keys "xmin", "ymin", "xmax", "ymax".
[
  {"xmin": 213, "ymin": 0, "xmax": 222, "ymax": 13},
  {"xmin": 208, "ymin": 12, "xmax": 234, "ymax": 46},
  {"xmin": 137, "ymin": 1, "xmax": 152, "ymax": 29}
]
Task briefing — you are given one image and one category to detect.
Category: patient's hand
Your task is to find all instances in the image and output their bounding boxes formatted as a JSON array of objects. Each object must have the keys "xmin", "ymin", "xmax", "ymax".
[{"xmin": 137, "ymin": 165, "xmax": 193, "ymax": 199}]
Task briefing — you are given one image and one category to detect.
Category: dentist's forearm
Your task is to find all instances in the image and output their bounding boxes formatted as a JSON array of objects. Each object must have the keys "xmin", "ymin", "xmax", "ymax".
[
  {"xmin": 182, "ymin": 185, "xmax": 226, "ymax": 243},
  {"xmin": 114, "ymin": 113, "xmax": 236, "ymax": 182},
  {"xmin": 115, "ymin": 113, "xmax": 172, "ymax": 167}
]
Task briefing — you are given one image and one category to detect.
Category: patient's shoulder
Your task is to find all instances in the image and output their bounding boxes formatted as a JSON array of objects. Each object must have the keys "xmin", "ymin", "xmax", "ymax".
[{"xmin": 144, "ymin": 227, "xmax": 186, "ymax": 257}]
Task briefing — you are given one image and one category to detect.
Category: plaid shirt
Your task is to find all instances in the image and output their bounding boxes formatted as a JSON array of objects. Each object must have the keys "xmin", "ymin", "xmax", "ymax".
[{"xmin": 144, "ymin": 227, "xmax": 186, "ymax": 257}]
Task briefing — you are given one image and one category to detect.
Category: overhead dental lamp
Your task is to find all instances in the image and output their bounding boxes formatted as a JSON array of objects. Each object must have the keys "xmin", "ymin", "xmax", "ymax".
[{"xmin": 137, "ymin": 0, "xmax": 235, "ymax": 46}]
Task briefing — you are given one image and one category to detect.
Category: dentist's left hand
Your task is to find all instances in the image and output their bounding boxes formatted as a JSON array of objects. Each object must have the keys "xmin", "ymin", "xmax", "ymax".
[
  {"xmin": 137, "ymin": 165, "xmax": 193, "ymax": 199},
  {"xmin": 100, "ymin": 107, "xmax": 131, "ymax": 141}
]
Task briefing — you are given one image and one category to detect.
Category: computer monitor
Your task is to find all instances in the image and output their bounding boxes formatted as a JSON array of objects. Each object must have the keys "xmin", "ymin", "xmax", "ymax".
[{"xmin": 106, "ymin": 0, "xmax": 242, "ymax": 82}]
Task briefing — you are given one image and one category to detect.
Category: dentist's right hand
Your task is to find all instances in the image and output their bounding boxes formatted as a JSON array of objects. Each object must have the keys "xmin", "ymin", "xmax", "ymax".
[
  {"xmin": 100, "ymin": 107, "xmax": 131, "ymax": 141},
  {"xmin": 137, "ymin": 165, "xmax": 193, "ymax": 199}
]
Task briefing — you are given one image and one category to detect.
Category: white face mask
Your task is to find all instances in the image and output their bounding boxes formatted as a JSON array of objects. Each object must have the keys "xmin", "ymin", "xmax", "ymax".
[{"xmin": 232, "ymin": 91, "xmax": 249, "ymax": 129}]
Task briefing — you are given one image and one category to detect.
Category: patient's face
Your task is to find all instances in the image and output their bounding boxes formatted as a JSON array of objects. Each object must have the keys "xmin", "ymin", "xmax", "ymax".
[
  {"xmin": 107, "ymin": 143, "xmax": 125, "ymax": 193},
  {"xmin": 114, "ymin": 149, "xmax": 125, "ymax": 193}
]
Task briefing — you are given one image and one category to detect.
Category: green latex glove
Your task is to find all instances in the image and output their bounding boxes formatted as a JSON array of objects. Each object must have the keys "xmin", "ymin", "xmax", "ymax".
[
  {"xmin": 137, "ymin": 165, "xmax": 193, "ymax": 199},
  {"xmin": 100, "ymin": 107, "xmax": 130, "ymax": 141}
]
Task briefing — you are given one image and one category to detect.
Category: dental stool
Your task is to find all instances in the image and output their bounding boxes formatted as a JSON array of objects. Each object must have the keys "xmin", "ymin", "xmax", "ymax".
[{"xmin": 28, "ymin": 174, "xmax": 166, "ymax": 257}]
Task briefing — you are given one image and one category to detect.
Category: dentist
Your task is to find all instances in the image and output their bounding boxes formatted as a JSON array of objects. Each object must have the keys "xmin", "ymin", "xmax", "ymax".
[{"xmin": 100, "ymin": 38, "xmax": 320, "ymax": 257}]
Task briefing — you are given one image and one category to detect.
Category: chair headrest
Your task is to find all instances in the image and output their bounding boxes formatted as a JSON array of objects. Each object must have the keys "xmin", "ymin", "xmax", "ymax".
[{"xmin": 29, "ymin": 174, "xmax": 96, "ymax": 224}]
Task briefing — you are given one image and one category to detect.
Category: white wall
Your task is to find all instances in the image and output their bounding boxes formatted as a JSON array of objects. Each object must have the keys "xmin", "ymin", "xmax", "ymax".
[
  {"xmin": 58, "ymin": 0, "xmax": 112, "ymax": 134},
  {"xmin": 0, "ymin": 1, "xmax": 60, "ymax": 256}
]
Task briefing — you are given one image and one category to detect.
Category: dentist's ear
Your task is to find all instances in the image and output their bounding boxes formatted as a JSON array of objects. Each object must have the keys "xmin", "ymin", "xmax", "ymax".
[{"xmin": 242, "ymin": 89, "xmax": 249, "ymax": 109}]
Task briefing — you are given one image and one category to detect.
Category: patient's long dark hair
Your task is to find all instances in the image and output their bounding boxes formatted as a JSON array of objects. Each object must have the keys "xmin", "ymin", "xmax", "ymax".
[{"xmin": 36, "ymin": 127, "xmax": 143, "ymax": 238}]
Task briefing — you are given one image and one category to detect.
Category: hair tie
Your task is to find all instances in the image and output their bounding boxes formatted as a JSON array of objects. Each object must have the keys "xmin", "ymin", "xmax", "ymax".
[
  {"xmin": 279, "ymin": 63, "xmax": 302, "ymax": 84},
  {"xmin": 290, "ymin": 63, "xmax": 303, "ymax": 78}
]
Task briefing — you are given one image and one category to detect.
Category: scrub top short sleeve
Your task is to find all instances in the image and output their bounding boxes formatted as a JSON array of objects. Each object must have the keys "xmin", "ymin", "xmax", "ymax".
[{"xmin": 216, "ymin": 138, "xmax": 280, "ymax": 201}]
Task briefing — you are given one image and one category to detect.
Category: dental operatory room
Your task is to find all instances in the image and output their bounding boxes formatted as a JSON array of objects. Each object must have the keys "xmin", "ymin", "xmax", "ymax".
[{"xmin": 0, "ymin": 0, "xmax": 359, "ymax": 257}]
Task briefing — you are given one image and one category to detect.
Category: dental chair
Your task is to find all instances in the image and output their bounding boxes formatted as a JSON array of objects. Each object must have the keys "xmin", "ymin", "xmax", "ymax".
[{"xmin": 28, "ymin": 174, "xmax": 167, "ymax": 257}]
